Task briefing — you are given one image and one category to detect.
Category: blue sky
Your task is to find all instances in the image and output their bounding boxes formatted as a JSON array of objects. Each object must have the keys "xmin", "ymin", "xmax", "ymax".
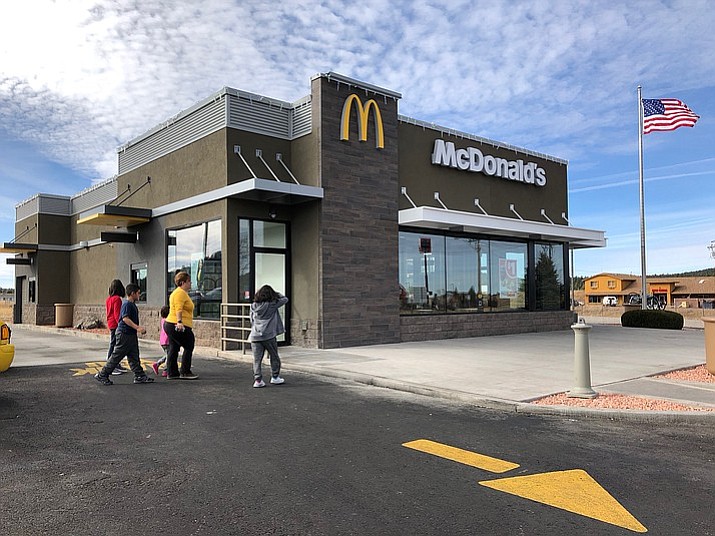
[{"xmin": 1, "ymin": 0, "xmax": 714, "ymax": 288}]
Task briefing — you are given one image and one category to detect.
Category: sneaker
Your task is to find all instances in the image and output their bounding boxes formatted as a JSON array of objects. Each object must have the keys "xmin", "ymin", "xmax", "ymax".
[
  {"xmin": 133, "ymin": 375, "xmax": 155, "ymax": 384},
  {"xmin": 151, "ymin": 362, "xmax": 160, "ymax": 375},
  {"xmin": 180, "ymin": 372, "xmax": 199, "ymax": 380},
  {"xmin": 161, "ymin": 370, "xmax": 168, "ymax": 377},
  {"xmin": 253, "ymin": 379, "xmax": 266, "ymax": 388},
  {"xmin": 94, "ymin": 373, "xmax": 113, "ymax": 386},
  {"xmin": 270, "ymin": 376, "xmax": 285, "ymax": 385},
  {"xmin": 111, "ymin": 363, "xmax": 128, "ymax": 375},
  {"xmin": 166, "ymin": 374, "xmax": 181, "ymax": 380}
]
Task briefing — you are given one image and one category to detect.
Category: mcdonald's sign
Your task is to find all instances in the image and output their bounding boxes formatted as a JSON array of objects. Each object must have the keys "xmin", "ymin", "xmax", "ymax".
[{"xmin": 339, "ymin": 94, "xmax": 385, "ymax": 149}]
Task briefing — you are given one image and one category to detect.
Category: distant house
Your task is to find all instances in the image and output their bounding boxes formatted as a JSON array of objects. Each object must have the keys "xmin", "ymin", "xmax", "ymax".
[
  {"xmin": 584, "ymin": 273, "xmax": 715, "ymax": 308},
  {"xmin": 0, "ymin": 288, "xmax": 15, "ymax": 303}
]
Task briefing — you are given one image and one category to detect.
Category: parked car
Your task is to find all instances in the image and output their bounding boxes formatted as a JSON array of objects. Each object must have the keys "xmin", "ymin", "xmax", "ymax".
[
  {"xmin": 203, "ymin": 287, "xmax": 222, "ymax": 301},
  {"xmin": 602, "ymin": 296, "xmax": 618, "ymax": 307},
  {"xmin": 627, "ymin": 294, "xmax": 641, "ymax": 306},
  {"xmin": 0, "ymin": 320, "xmax": 15, "ymax": 373}
]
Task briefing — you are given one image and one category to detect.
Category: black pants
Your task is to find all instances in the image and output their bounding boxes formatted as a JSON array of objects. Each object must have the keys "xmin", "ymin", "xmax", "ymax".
[
  {"xmin": 100, "ymin": 331, "xmax": 145, "ymax": 378},
  {"xmin": 163, "ymin": 321, "xmax": 194, "ymax": 377}
]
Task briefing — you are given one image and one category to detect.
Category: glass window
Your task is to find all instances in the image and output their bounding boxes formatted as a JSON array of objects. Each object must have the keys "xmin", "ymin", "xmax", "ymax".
[
  {"xmin": 239, "ymin": 219, "xmax": 251, "ymax": 302},
  {"xmin": 489, "ymin": 240, "xmax": 527, "ymax": 311},
  {"xmin": 534, "ymin": 243, "xmax": 565, "ymax": 310},
  {"xmin": 28, "ymin": 278, "xmax": 36, "ymax": 303},
  {"xmin": 445, "ymin": 237, "xmax": 488, "ymax": 312},
  {"xmin": 399, "ymin": 231, "xmax": 446, "ymax": 313},
  {"xmin": 590, "ymin": 280, "xmax": 598, "ymax": 289},
  {"xmin": 253, "ymin": 221, "xmax": 286, "ymax": 248},
  {"xmin": 167, "ymin": 220, "xmax": 222, "ymax": 319},
  {"xmin": 131, "ymin": 262, "xmax": 147, "ymax": 303}
]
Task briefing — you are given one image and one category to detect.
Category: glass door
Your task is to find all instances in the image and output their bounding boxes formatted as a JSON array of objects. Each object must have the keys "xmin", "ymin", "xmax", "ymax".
[
  {"xmin": 254, "ymin": 252, "xmax": 287, "ymax": 343},
  {"xmin": 239, "ymin": 219, "xmax": 290, "ymax": 344}
]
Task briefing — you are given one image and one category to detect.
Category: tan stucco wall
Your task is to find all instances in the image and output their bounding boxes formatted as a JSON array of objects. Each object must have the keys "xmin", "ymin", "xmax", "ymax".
[
  {"xmin": 118, "ymin": 129, "xmax": 229, "ymax": 210},
  {"xmin": 69, "ymin": 243, "xmax": 117, "ymax": 304},
  {"xmin": 226, "ymin": 129, "xmax": 294, "ymax": 184},
  {"xmin": 36, "ymin": 251, "xmax": 70, "ymax": 305}
]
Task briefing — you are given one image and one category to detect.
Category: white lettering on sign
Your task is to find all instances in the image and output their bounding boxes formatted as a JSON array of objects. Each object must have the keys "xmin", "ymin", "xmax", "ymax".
[{"xmin": 431, "ymin": 139, "xmax": 547, "ymax": 187}]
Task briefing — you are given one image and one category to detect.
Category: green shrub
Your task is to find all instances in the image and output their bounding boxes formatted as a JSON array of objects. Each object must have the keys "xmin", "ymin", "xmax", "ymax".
[{"xmin": 621, "ymin": 309, "xmax": 684, "ymax": 330}]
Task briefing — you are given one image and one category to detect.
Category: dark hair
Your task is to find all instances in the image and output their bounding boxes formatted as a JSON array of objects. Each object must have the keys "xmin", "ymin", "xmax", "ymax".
[
  {"xmin": 126, "ymin": 283, "xmax": 140, "ymax": 296},
  {"xmin": 160, "ymin": 305, "xmax": 170, "ymax": 318},
  {"xmin": 108, "ymin": 279, "xmax": 125, "ymax": 298},
  {"xmin": 254, "ymin": 284, "xmax": 279, "ymax": 303},
  {"xmin": 174, "ymin": 271, "xmax": 190, "ymax": 287}
]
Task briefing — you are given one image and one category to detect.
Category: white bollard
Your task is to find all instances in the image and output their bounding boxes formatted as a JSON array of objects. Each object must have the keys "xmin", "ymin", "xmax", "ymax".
[{"xmin": 568, "ymin": 321, "xmax": 597, "ymax": 399}]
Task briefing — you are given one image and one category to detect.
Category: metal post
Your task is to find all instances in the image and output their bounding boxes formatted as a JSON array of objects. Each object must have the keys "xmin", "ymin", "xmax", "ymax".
[
  {"xmin": 637, "ymin": 86, "xmax": 648, "ymax": 310},
  {"xmin": 568, "ymin": 321, "xmax": 597, "ymax": 398}
]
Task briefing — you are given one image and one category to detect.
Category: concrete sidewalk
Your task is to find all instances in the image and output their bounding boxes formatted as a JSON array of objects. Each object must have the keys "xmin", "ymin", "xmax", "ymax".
[
  {"xmin": 6, "ymin": 322, "xmax": 714, "ymax": 422},
  {"xmin": 269, "ymin": 324, "xmax": 714, "ymax": 420}
]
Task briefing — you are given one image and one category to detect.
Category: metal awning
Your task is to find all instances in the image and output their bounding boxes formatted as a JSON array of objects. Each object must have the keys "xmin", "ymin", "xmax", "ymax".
[
  {"xmin": 225, "ymin": 178, "xmax": 324, "ymax": 205},
  {"xmin": 399, "ymin": 206, "xmax": 606, "ymax": 249},
  {"xmin": 0, "ymin": 242, "xmax": 38, "ymax": 254},
  {"xmin": 77, "ymin": 205, "xmax": 152, "ymax": 227},
  {"xmin": 6, "ymin": 257, "xmax": 32, "ymax": 265},
  {"xmin": 152, "ymin": 178, "xmax": 324, "ymax": 218}
]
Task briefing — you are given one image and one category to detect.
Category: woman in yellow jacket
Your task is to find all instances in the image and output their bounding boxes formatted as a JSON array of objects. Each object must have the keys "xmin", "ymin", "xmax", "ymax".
[{"xmin": 163, "ymin": 271, "xmax": 198, "ymax": 380}]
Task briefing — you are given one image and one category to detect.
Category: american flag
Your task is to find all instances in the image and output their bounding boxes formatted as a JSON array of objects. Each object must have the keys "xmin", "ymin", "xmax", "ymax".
[{"xmin": 642, "ymin": 98, "xmax": 699, "ymax": 134}]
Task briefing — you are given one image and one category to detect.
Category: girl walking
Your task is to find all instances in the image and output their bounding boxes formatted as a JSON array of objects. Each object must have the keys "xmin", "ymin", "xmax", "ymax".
[
  {"xmin": 249, "ymin": 285, "xmax": 288, "ymax": 388},
  {"xmin": 151, "ymin": 305, "xmax": 170, "ymax": 376}
]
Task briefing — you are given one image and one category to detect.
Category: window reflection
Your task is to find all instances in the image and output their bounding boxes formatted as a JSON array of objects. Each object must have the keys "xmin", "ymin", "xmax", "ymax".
[
  {"xmin": 400, "ymin": 231, "xmax": 556, "ymax": 314},
  {"xmin": 446, "ymin": 237, "xmax": 487, "ymax": 312},
  {"xmin": 398, "ymin": 232, "xmax": 446, "ymax": 313},
  {"xmin": 489, "ymin": 241, "xmax": 527, "ymax": 311},
  {"xmin": 167, "ymin": 220, "xmax": 222, "ymax": 319},
  {"xmin": 535, "ymin": 243, "xmax": 565, "ymax": 310}
]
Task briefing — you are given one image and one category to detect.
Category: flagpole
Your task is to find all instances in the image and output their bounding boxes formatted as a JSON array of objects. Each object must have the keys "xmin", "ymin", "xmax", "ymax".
[{"xmin": 637, "ymin": 85, "xmax": 647, "ymax": 310}]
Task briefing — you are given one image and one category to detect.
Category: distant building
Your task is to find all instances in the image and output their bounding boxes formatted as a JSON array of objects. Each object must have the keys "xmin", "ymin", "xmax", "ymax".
[
  {"xmin": 0, "ymin": 288, "xmax": 14, "ymax": 302},
  {"xmin": 584, "ymin": 273, "xmax": 715, "ymax": 308}
]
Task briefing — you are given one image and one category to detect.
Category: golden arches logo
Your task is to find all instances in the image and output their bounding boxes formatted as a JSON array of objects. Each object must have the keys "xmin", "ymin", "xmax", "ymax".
[{"xmin": 340, "ymin": 94, "xmax": 385, "ymax": 149}]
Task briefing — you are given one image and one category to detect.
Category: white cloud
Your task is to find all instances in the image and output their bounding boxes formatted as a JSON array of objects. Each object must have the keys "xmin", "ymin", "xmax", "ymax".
[{"xmin": 0, "ymin": 0, "xmax": 714, "ymax": 284}]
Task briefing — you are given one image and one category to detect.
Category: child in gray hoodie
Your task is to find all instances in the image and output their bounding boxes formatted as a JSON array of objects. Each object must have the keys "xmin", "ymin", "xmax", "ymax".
[{"xmin": 248, "ymin": 285, "xmax": 289, "ymax": 388}]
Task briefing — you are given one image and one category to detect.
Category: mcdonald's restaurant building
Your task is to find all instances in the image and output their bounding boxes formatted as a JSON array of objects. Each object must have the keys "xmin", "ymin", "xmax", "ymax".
[{"xmin": 5, "ymin": 72, "xmax": 605, "ymax": 349}]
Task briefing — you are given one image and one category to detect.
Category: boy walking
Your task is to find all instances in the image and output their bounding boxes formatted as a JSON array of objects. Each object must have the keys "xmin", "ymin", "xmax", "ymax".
[{"xmin": 95, "ymin": 283, "xmax": 154, "ymax": 385}]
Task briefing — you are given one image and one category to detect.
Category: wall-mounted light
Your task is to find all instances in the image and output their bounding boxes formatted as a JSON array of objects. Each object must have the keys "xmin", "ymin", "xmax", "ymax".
[{"xmin": 268, "ymin": 206, "xmax": 277, "ymax": 220}]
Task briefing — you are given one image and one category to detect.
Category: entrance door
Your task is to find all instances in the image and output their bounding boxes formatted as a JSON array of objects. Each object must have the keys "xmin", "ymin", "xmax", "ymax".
[
  {"xmin": 239, "ymin": 219, "xmax": 290, "ymax": 344},
  {"xmin": 254, "ymin": 252, "xmax": 288, "ymax": 343},
  {"xmin": 14, "ymin": 276, "xmax": 23, "ymax": 323}
]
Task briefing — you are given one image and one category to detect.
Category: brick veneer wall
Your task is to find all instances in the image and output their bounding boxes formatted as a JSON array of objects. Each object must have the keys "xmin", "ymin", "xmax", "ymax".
[
  {"xmin": 72, "ymin": 304, "xmax": 220, "ymax": 348},
  {"xmin": 400, "ymin": 311, "xmax": 576, "ymax": 342},
  {"xmin": 314, "ymin": 76, "xmax": 401, "ymax": 349}
]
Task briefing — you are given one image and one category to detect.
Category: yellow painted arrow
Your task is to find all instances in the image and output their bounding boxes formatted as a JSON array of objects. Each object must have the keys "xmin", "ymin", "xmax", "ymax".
[
  {"xmin": 479, "ymin": 469, "xmax": 647, "ymax": 533},
  {"xmin": 402, "ymin": 439, "xmax": 519, "ymax": 473},
  {"xmin": 70, "ymin": 359, "xmax": 158, "ymax": 376}
]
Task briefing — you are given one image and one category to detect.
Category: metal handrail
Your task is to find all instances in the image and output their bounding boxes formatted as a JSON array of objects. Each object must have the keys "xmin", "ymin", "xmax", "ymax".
[{"xmin": 220, "ymin": 303, "xmax": 252, "ymax": 353}]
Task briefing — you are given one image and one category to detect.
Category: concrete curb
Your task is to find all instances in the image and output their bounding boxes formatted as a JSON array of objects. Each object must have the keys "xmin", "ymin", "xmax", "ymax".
[{"xmin": 210, "ymin": 348, "xmax": 714, "ymax": 424}]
